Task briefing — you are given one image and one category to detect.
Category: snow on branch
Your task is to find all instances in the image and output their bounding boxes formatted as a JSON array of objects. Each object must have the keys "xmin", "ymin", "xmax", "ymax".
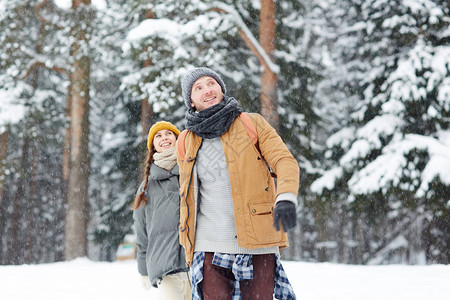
[
  {"xmin": 0, "ymin": 87, "xmax": 28, "ymax": 131},
  {"xmin": 20, "ymin": 60, "xmax": 67, "ymax": 80},
  {"xmin": 209, "ymin": 3, "xmax": 280, "ymax": 74},
  {"xmin": 348, "ymin": 133, "xmax": 450, "ymax": 197},
  {"xmin": 18, "ymin": 45, "xmax": 68, "ymax": 79},
  {"xmin": 311, "ymin": 166, "xmax": 343, "ymax": 194}
]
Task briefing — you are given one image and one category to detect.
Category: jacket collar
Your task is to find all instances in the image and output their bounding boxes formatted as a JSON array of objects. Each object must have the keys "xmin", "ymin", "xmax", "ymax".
[{"xmin": 149, "ymin": 163, "xmax": 179, "ymax": 180}]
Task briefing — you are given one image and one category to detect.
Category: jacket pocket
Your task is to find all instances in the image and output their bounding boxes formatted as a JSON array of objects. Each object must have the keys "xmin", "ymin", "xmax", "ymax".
[{"xmin": 248, "ymin": 202, "xmax": 282, "ymax": 243}]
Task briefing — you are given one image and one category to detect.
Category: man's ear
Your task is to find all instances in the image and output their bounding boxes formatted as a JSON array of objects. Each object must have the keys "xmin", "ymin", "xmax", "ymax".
[{"xmin": 190, "ymin": 101, "xmax": 195, "ymax": 108}]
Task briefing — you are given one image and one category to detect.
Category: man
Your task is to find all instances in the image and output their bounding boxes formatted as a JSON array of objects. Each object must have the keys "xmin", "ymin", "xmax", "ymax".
[{"xmin": 177, "ymin": 67, "xmax": 299, "ymax": 299}]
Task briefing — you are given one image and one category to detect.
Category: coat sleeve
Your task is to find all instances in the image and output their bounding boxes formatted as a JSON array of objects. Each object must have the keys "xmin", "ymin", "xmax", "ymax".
[
  {"xmin": 249, "ymin": 113, "xmax": 300, "ymax": 198},
  {"xmin": 133, "ymin": 181, "xmax": 149, "ymax": 276}
]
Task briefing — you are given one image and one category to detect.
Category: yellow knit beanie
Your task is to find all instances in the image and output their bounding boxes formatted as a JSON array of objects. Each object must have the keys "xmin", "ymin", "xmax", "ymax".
[{"xmin": 147, "ymin": 121, "xmax": 181, "ymax": 151}]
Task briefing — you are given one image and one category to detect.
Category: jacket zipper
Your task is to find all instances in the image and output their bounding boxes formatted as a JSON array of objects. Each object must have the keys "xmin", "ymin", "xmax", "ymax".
[{"xmin": 182, "ymin": 140, "xmax": 202, "ymax": 263}]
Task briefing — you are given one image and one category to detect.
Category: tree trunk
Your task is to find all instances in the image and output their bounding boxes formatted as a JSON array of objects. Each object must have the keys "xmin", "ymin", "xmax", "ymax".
[
  {"xmin": 7, "ymin": 135, "xmax": 30, "ymax": 264},
  {"xmin": 60, "ymin": 87, "xmax": 72, "ymax": 262},
  {"xmin": 139, "ymin": 10, "xmax": 155, "ymax": 178},
  {"xmin": 141, "ymin": 100, "xmax": 153, "ymax": 139},
  {"xmin": 24, "ymin": 144, "xmax": 38, "ymax": 263},
  {"xmin": 0, "ymin": 130, "xmax": 8, "ymax": 206},
  {"xmin": 24, "ymin": 22, "xmax": 45, "ymax": 263},
  {"xmin": 315, "ymin": 200, "xmax": 328, "ymax": 262},
  {"xmin": 259, "ymin": 0, "xmax": 279, "ymax": 130},
  {"xmin": 63, "ymin": 83, "xmax": 72, "ymax": 210},
  {"xmin": 0, "ymin": 130, "xmax": 7, "ymax": 264},
  {"xmin": 337, "ymin": 208, "xmax": 347, "ymax": 263},
  {"xmin": 141, "ymin": 11, "xmax": 155, "ymax": 140},
  {"xmin": 65, "ymin": 0, "xmax": 91, "ymax": 260}
]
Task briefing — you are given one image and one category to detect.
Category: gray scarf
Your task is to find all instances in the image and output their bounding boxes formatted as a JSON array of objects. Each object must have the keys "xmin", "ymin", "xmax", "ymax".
[{"xmin": 185, "ymin": 95, "xmax": 242, "ymax": 139}]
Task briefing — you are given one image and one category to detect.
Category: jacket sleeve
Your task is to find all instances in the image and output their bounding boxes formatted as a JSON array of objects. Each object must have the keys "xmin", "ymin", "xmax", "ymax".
[
  {"xmin": 250, "ymin": 113, "xmax": 300, "ymax": 198},
  {"xmin": 133, "ymin": 181, "xmax": 149, "ymax": 276}
]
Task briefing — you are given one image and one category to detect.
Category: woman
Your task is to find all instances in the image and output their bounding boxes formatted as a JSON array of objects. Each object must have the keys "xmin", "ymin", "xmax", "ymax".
[{"xmin": 132, "ymin": 121, "xmax": 191, "ymax": 300}]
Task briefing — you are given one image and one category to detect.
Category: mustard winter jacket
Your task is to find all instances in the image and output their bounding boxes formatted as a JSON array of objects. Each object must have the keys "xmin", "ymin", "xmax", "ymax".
[{"xmin": 177, "ymin": 113, "xmax": 300, "ymax": 266}]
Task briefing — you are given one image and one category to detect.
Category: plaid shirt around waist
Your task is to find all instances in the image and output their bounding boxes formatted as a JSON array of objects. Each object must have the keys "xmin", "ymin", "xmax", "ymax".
[{"xmin": 191, "ymin": 252, "xmax": 296, "ymax": 300}]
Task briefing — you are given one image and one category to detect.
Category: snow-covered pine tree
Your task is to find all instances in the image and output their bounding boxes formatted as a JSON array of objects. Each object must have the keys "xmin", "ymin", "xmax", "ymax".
[
  {"xmin": 0, "ymin": 0, "xmax": 69, "ymax": 264},
  {"xmin": 300, "ymin": 0, "xmax": 368, "ymax": 263},
  {"xmin": 86, "ymin": 0, "xmax": 138, "ymax": 260},
  {"xmin": 0, "ymin": 0, "xmax": 139, "ymax": 262},
  {"xmin": 90, "ymin": 92, "xmax": 143, "ymax": 261},
  {"xmin": 312, "ymin": 0, "xmax": 450, "ymax": 264}
]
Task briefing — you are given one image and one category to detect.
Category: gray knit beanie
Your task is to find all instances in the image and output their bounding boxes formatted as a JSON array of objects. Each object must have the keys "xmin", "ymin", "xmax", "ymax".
[{"xmin": 181, "ymin": 67, "xmax": 227, "ymax": 108}]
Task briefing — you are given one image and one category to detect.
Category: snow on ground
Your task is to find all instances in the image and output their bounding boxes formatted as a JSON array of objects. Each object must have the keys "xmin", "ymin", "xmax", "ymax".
[{"xmin": 0, "ymin": 258, "xmax": 449, "ymax": 300}]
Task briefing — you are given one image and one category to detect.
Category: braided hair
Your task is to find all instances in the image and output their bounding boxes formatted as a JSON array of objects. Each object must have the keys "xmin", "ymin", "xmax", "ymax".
[{"xmin": 131, "ymin": 144, "xmax": 156, "ymax": 210}]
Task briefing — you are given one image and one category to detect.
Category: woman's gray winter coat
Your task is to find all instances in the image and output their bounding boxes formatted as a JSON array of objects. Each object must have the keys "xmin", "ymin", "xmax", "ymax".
[{"xmin": 133, "ymin": 164, "xmax": 188, "ymax": 287}]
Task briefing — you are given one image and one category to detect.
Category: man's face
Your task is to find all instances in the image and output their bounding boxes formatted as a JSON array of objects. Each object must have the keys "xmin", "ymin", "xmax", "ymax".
[{"xmin": 190, "ymin": 76, "xmax": 224, "ymax": 111}]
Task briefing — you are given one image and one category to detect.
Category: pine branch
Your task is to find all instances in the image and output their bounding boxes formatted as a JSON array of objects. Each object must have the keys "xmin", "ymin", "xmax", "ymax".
[
  {"xmin": 35, "ymin": 0, "xmax": 64, "ymax": 30},
  {"xmin": 209, "ymin": 3, "xmax": 280, "ymax": 74},
  {"xmin": 20, "ymin": 61, "xmax": 67, "ymax": 80}
]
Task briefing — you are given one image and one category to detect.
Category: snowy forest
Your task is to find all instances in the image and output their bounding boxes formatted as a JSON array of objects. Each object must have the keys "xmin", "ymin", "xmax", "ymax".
[{"xmin": 0, "ymin": 0, "xmax": 449, "ymax": 266}]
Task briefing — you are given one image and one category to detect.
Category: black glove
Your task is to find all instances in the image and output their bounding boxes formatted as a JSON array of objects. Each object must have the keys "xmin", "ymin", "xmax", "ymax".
[{"xmin": 273, "ymin": 201, "xmax": 297, "ymax": 232}]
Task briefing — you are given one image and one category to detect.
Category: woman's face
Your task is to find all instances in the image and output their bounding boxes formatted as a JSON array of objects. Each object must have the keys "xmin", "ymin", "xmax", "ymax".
[{"xmin": 153, "ymin": 129, "xmax": 177, "ymax": 153}]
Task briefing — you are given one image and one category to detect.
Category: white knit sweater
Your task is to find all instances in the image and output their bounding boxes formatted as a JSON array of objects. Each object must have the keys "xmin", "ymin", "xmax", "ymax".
[{"xmin": 194, "ymin": 138, "xmax": 278, "ymax": 255}]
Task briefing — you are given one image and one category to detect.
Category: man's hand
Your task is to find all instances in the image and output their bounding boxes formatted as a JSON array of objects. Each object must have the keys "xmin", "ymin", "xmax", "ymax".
[{"xmin": 273, "ymin": 201, "xmax": 297, "ymax": 232}]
